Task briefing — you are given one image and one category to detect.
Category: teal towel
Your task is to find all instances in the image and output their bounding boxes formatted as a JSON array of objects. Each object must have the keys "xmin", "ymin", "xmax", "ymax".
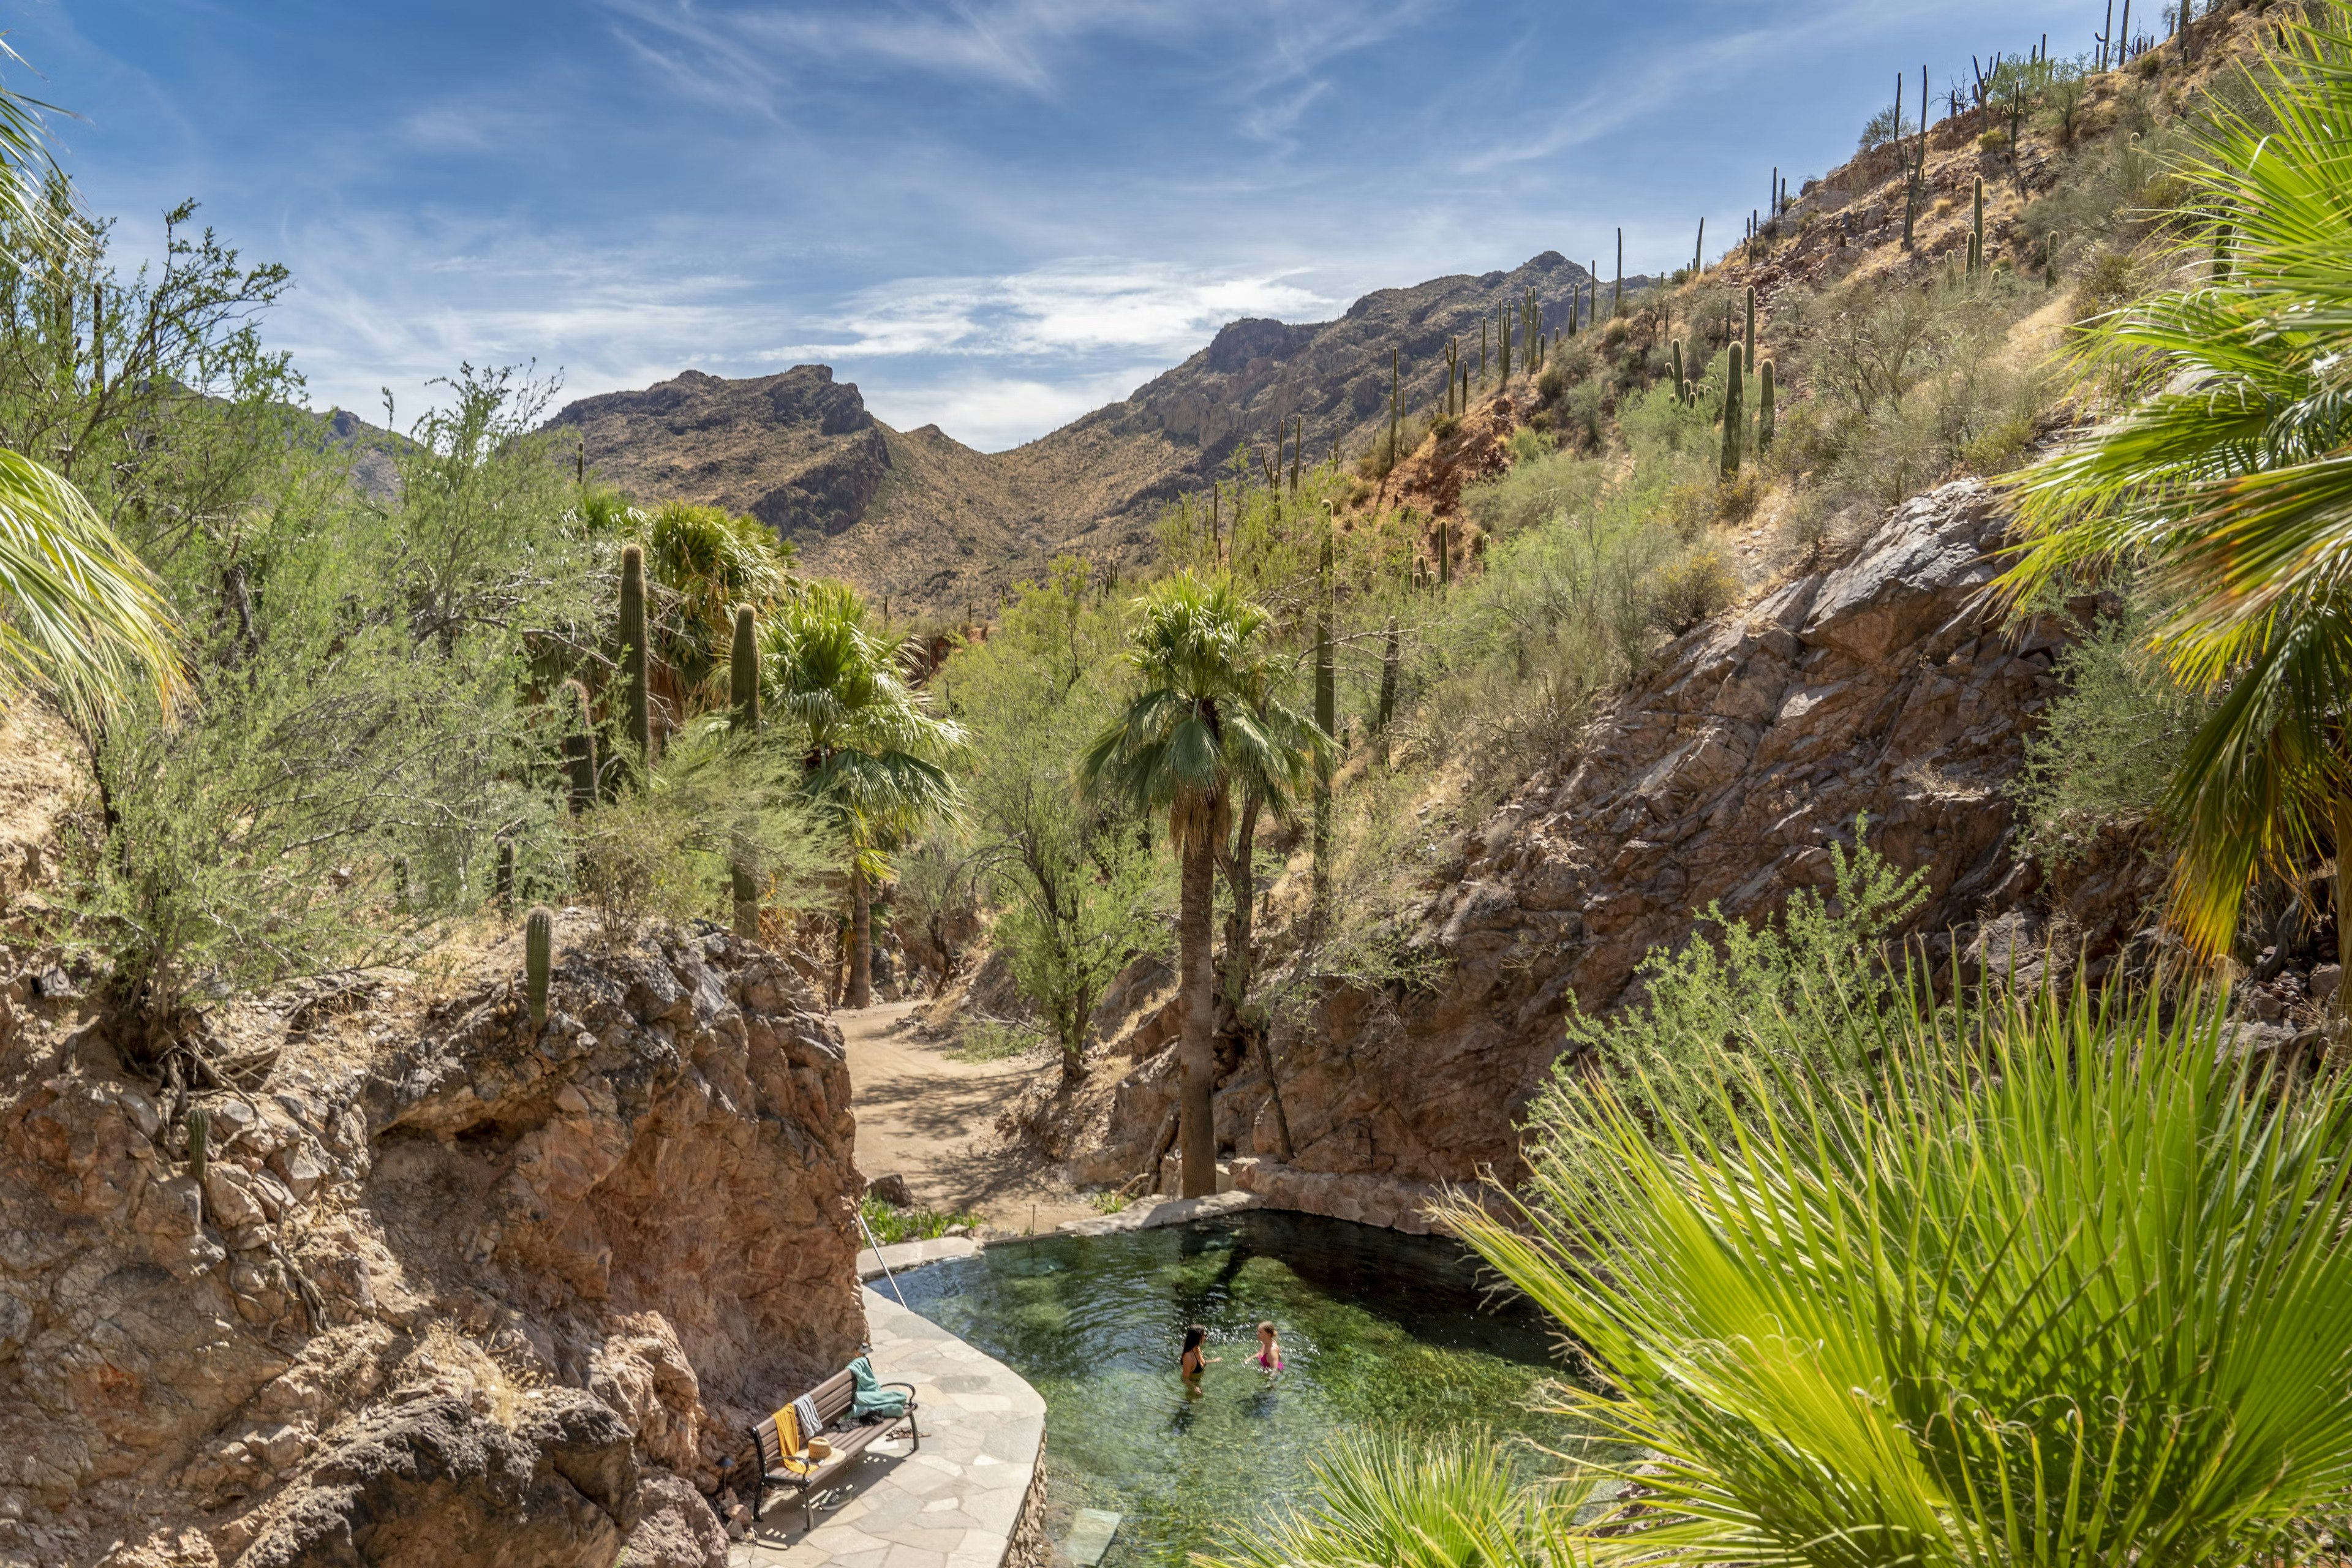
[{"xmin": 848, "ymin": 1355, "xmax": 908, "ymax": 1421}]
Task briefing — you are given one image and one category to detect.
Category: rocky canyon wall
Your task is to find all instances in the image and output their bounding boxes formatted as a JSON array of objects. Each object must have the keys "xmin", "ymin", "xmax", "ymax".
[{"xmin": 0, "ymin": 916, "xmax": 863, "ymax": 1568}]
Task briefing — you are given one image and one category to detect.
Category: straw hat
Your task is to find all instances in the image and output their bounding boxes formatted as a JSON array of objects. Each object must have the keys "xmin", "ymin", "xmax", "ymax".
[{"xmin": 804, "ymin": 1435, "xmax": 834, "ymax": 1462}]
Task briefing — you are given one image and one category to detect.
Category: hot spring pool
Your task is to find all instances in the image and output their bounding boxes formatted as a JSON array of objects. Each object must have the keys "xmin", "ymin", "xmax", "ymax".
[{"xmin": 889, "ymin": 1210, "xmax": 1583, "ymax": 1566}]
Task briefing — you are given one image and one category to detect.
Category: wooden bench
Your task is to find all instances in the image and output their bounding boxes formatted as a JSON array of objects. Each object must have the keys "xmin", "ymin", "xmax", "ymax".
[{"xmin": 747, "ymin": 1366, "xmax": 921, "ymax": 1531}]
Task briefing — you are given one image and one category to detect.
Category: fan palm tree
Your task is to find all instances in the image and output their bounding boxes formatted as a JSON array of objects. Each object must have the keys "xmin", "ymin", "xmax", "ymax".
[
  {"xmin": 761, "ymin": 581, "xmax": 962, "ymax": 1008},
  {"xmin": 1997, "ymin": 1, "xmax": 2352, "ymax": 995},
  {"xmin": 0, "ymin": 59, "xmax": 181, "ymax": 720},
  {"xmin": 639, "ymin": 500, "xmax": 792, "ymax": 710},
  {"xmin": 1082, "ymin": 572, "xmax": 1317, "ymax": 1197}
]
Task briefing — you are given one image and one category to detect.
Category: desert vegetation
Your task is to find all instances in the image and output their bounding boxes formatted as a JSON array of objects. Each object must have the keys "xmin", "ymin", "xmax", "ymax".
[{"xmin": 9, "ymin": 0, "xmax": 2352, "ymax": 1560}]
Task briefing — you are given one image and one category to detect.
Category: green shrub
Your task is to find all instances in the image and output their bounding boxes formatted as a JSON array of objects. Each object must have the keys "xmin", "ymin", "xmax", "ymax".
[
  {"xmin": 1402, "ymin": 437, "xmax": 1708, "ymax": 785},
  {"xmin": 1555, "ymin": 826, "xmax": 1926, "ymax": 1144},
  {"xmin": 1503, "ymin": 426, "xmax": 1553, "ymax": 466},
  {"xmin": 858, "ymin": 1196, "xmax": 980, "ymax": 1244},
  {"xmin": 565, "ymin": 731, "xmax": 840, "ymax": 951},
  {"xmin": 1647, "ymin": 548, "xmax": 1736, "ymax": 633},
  {"xmin": 2011, "ymin": 597, "xmax": 2214, "ymax": 865},
  {"xmin": 1458, "ymin": 446, "xmax": 1602, "ymax": 541},
  {"xmin": 2070, "ymin": 247, "xmax": 2141, "ymax": 327},
  {"xmin": 1773, "ymin": 271, "xmax": 2054, "ymax": 509},
  {"xmin": 945, "ymin": 1018, "xmax": 1044, "ymax": 1062}
]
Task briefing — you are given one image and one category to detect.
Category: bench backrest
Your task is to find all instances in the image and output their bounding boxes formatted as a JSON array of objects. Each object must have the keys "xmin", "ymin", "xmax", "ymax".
[{"xmin": 750, "ymin": 1369, "xmax": 865, "ymax": 1471}]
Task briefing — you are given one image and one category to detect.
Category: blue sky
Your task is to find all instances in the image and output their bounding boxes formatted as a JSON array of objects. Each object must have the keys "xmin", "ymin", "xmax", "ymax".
[{"xmin": 12, "ymin": 0, "xmax": 2091, "ymax": 450}]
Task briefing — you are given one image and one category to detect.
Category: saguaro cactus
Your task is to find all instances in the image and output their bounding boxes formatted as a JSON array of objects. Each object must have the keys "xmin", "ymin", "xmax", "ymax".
[
  {"xmin": 1374, "ymin": 617, "xmax": 1400, "ymax": 766},
  {"xmin": 560, "ymin": 678, "xmax": 597, "ymax": 814},
  {"xmin": 1757, "ymin": 358, "xmax": 1777, "ymax": 453},
  {"xmin": 494, "ymin": 837, "xmax": 514, "ymax": 913},
  {"xmin": 619, "ymin": 543, "xmax": 652, "ymax": 768},
  {"xmin": 1721, "ymin": 341, "xmax": 1746, "ymax": 478},
  {"xmin": 526, "ymin": 905, "xmax": 554, "ymax": 1027},
  {"xmin": 729, "ymin": 605, "xmax": 761, "ymax": 733},
  {"xmin": 1744, "ymin": 285, "xmax": 1757, "ymax": 369},
  {"xmin": 1969, "ymin": 176, "xmax": 1986, "ymax": 276},
  {"xmin": 1671, "ymin": 338, "xmax": 1686, "ymax": 397}
]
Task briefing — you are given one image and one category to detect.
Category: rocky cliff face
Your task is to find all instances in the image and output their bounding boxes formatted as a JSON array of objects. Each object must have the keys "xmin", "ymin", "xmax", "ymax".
[
  {"xmin": 0, "ymin": 916, "xmax": 862, "ymax": 1568},
  {"xmin": 1068, "ymin": 480, "xmax": 2168, "ymax": 1191}
]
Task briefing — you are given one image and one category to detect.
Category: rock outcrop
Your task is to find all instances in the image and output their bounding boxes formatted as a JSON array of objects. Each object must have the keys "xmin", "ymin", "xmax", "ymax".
[
  {"xmin": 1072, "ymin": 479, "xmax": 2170, "ymax": 1190},
  {"xmin": 0, "ymin": 917, "xmax": 862, "ymax": 1567}
]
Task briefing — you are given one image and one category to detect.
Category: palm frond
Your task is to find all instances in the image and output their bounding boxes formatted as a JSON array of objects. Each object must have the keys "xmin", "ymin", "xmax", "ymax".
[
  {"xmin": 755, "ymin": 576, "xmax": 963, "ymax": 851},
  {"xmin": 1436, "ymin": 974, "xmax": 2352, "ymax": 1567},
  {"xmin": 0, "ymin": 448, "xmax": 184, "ymax": 719},
  {"xmin": 1996, "ymin": 0, "xmax": 2352, "ymax": 956},
  {"xmin": 1081, "ymin": 570, "xmax": 1325, "ymax": 846}
]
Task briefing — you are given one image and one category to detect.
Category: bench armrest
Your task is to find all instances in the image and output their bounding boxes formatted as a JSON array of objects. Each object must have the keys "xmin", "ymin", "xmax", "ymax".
[{"xmin": 880, "ymin": 1381, "xmax": 918, "ymax": 1402}]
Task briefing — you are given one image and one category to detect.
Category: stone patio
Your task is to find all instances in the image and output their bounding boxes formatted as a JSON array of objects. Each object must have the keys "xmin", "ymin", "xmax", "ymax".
[{"xmin": 728, "ymin": 1285, "xmax": 1045, "ymax": 1568}]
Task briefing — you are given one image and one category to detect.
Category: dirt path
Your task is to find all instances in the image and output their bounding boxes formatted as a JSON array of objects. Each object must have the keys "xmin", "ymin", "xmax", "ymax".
[{"xmin": 839, "ymin": 1001, "xmax": 1096, "ymax": 1233}]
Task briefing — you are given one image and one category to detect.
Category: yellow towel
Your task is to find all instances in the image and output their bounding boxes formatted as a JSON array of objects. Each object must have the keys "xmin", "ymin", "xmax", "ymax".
[{"xmin": 771, "ymin": 1407, "xmax": 815, "ymax": 1476}]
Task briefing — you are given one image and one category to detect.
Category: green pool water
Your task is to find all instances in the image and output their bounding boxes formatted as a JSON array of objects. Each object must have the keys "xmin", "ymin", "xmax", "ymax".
[{"xmin": 891, "ymin": 1210, "xmax": 1584, "ymax": 1566}]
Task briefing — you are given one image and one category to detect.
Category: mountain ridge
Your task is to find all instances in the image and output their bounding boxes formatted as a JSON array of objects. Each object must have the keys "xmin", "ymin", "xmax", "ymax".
[{"xmin": 548, "ymin": 251, "xmax": 1659, "ymax": 611}]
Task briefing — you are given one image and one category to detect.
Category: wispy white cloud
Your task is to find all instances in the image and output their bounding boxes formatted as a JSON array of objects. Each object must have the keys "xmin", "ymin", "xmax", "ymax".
[
  {"xmin": 774, "ymin": 260, "xmax": 1334, "ymax": 363},
  {"xmin": 598, "ymin": 0, "xmax": 1437, "ymax": 115}
]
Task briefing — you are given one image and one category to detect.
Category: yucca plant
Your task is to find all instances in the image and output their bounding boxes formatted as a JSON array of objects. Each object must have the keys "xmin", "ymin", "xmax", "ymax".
[
  {"xmin": 1999, "ymin": 0, "xmax": 2352, "ymax": 985},
  {"xmin": 1430, "ymin": 972, "xmax": 2352, "ymax": 1568}
]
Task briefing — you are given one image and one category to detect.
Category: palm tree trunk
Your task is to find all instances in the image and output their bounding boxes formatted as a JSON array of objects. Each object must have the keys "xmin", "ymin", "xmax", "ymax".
[
  {"xmin": 1177, "ymin": 822, "xmax": 1219, "ymax": 1199},
  {"xmin": 848, "ymin": 862, "xmax": 873, "ymax": 1010},
  {"xmin": 1221, "ymin": 791, "xmax": 1262, "ymax": 1007}
]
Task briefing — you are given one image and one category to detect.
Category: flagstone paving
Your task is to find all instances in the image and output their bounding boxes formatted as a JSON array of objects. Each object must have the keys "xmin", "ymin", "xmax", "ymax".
[{"xmin": 729, "ymin": 1285, "xmax": 1045, "ymax": 1568}]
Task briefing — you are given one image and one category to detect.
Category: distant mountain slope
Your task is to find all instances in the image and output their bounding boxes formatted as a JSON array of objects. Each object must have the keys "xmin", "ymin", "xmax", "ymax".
[{"xmin": 548, "ymin": 251, "xmax": 1657, "ymax": 611}]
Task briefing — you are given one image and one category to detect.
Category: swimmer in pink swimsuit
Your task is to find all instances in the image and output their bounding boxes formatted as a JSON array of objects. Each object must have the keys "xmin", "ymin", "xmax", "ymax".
[{"xmin": 1253, "ymin": 1320, "xmax": 1283, "ymax": 1373}]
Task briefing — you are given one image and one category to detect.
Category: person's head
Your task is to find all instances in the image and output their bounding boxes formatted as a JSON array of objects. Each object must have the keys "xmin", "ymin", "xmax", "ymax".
[
  {"xmin": 1182, "ymin": 1324, "xmax": 1207, "ymax": 1355},
  {"xmin": 1257, "ymin": 1320, "xmax": 1276, "ymax": 1343}
]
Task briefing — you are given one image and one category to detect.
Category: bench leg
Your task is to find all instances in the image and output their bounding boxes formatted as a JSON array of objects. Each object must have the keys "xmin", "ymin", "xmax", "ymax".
[{"xmin": 803, "ymin": 1487, "xmax": 814, "ymax": 1535}]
